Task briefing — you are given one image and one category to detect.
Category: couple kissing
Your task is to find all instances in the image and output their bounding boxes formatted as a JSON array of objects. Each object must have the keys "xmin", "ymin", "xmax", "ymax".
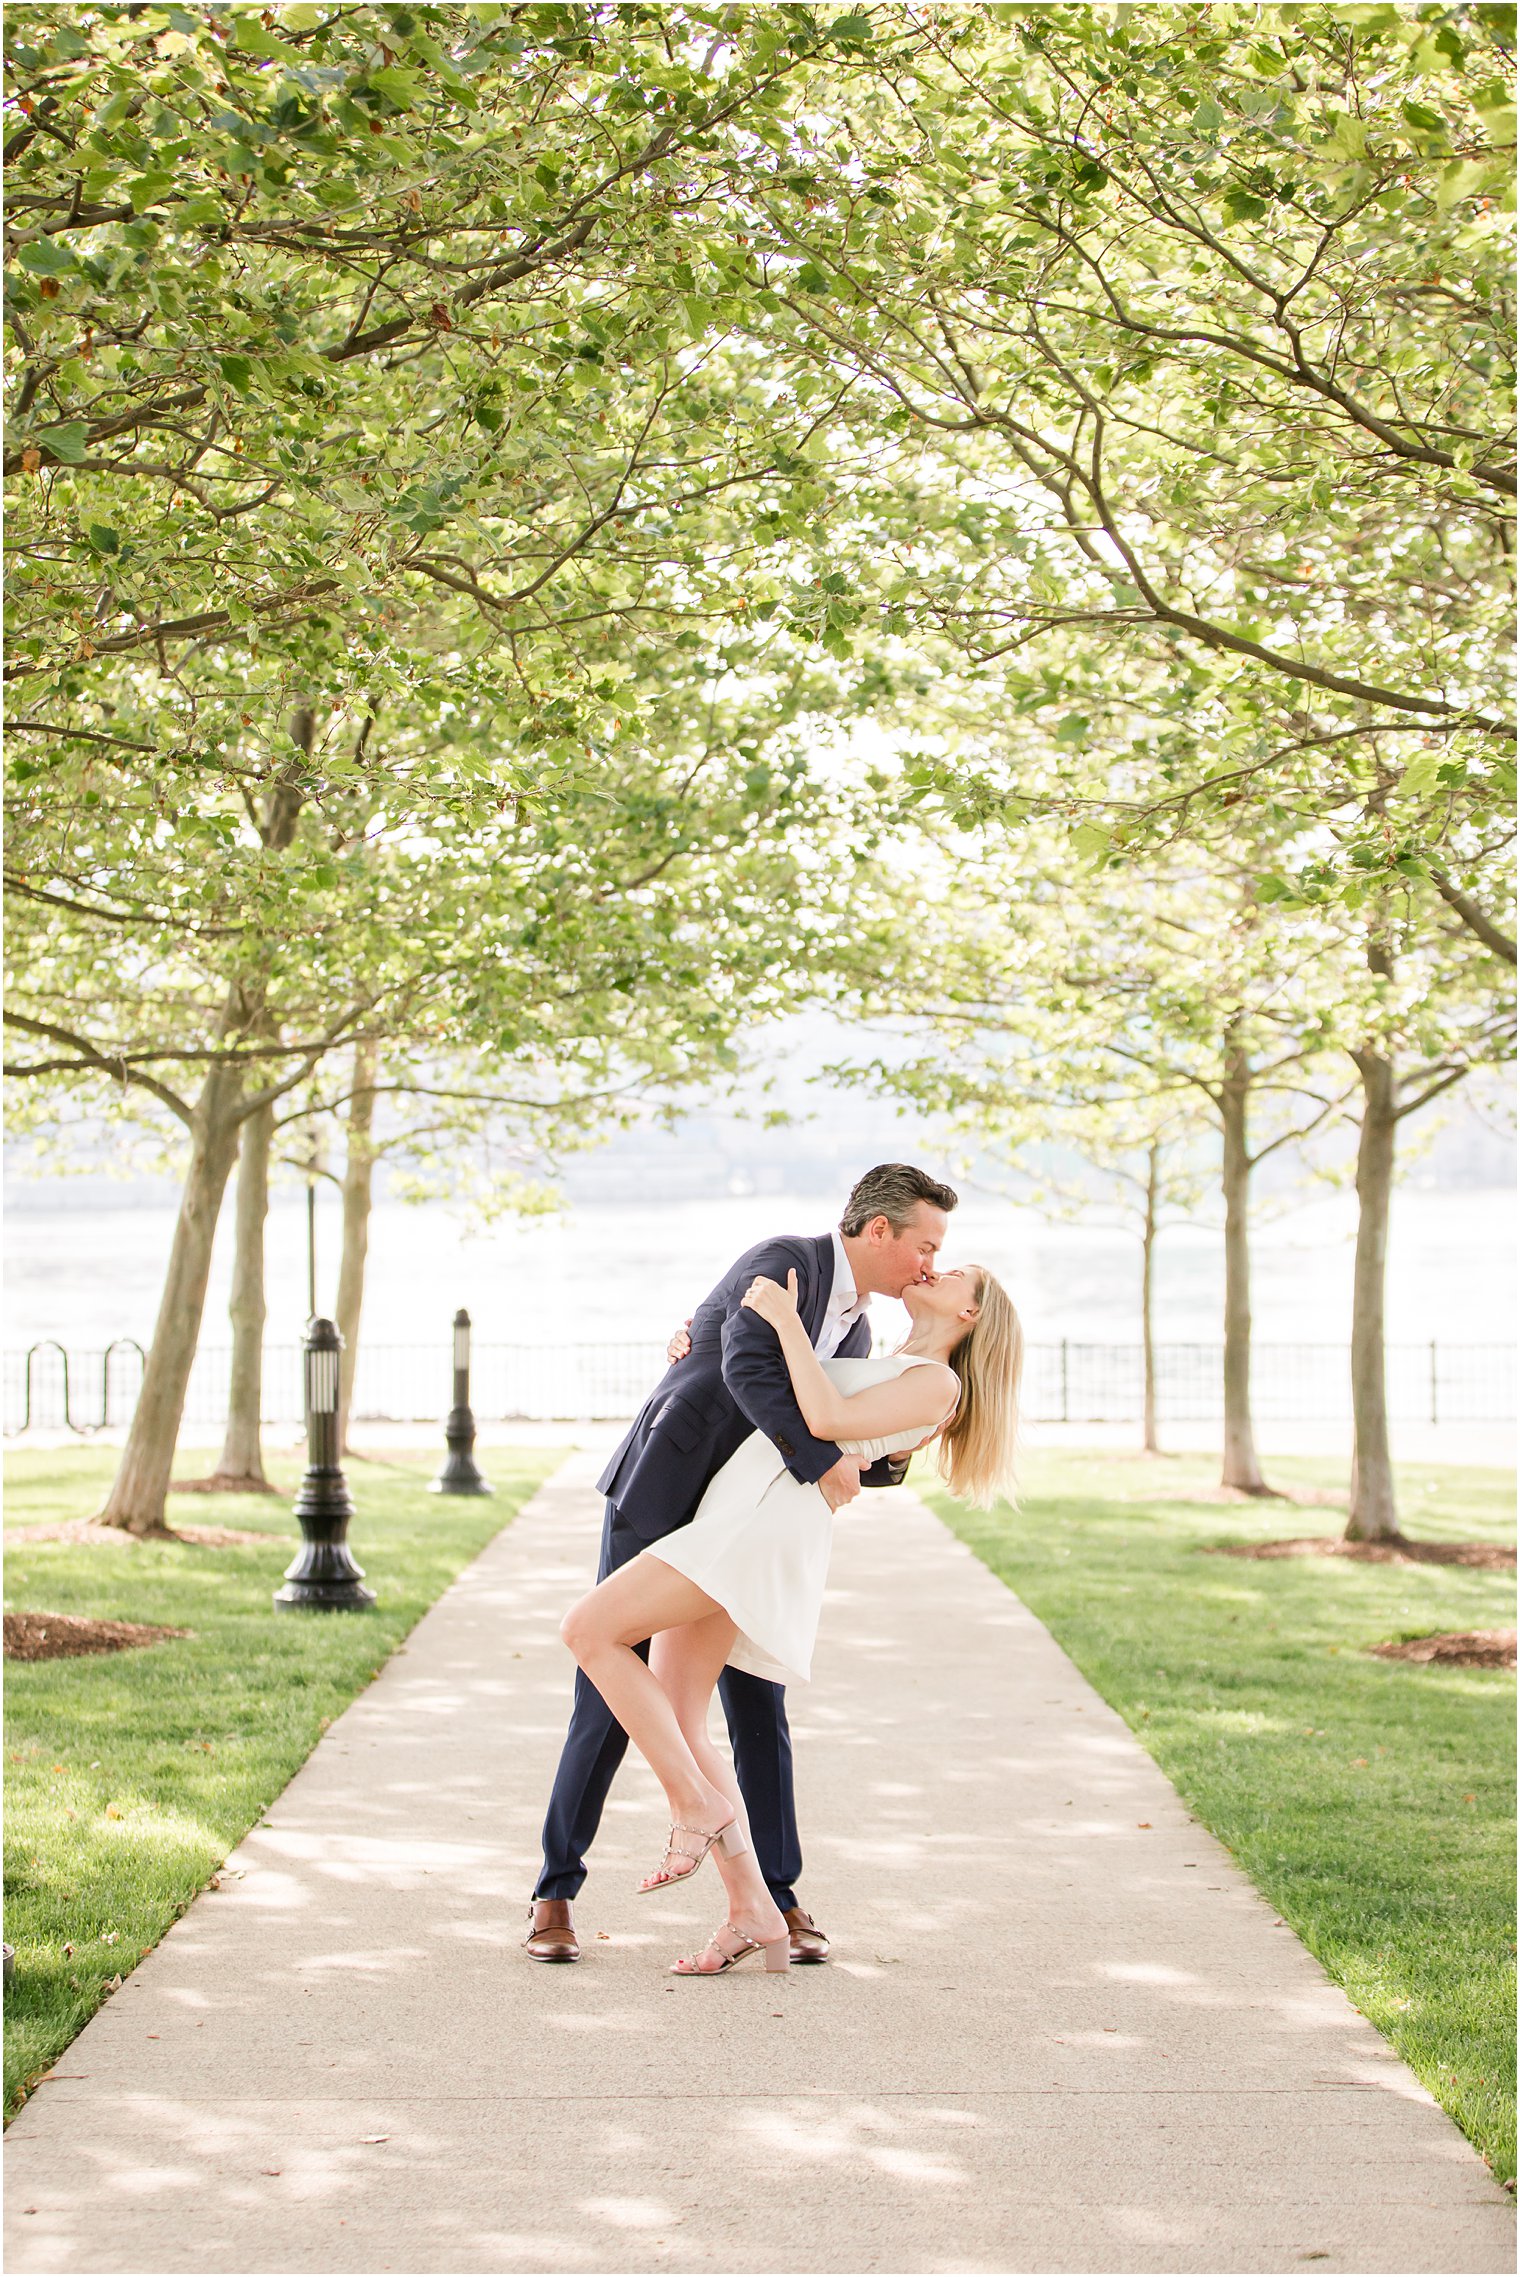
[{"xmin": 525, "ymin": 1163, "xmax": 1023, "ymax": 1977}]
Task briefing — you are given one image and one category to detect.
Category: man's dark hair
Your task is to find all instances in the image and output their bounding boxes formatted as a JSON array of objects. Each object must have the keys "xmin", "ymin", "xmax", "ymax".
[{"xmin": 840, "ymin": 1163, "xmax": 959, "ymax": 1238}]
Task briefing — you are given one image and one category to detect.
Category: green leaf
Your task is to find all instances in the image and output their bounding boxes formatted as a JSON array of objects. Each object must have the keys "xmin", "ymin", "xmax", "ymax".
[
  {"xmin": 367, "ymin": 65, "xmax": 425, "ymax": 106},
  {"xmin": 32, "ymin": 423, "xmax": 89, "ymax": 464},
  {"xmin": 17, "ymin": 239, "xmax": 78, "ymax": 278},
  {"xmin": 85, "ymin": 523, "xmax": 120, "ymax": 555},
  {"xmin": 1397, "ymin": 750, "xmax": 1444, "ymax": 799},
  {"xmin": 128, "ymin": 174, "xmax": 177, "ymax": 214},
  {"xmin": 1437, "ymin": 157, "xmax": 1493, "ymax": 210},
  {"xmin": 1323, "ymin": 111, "xmax": 1367, "ymax": 161},
  {"xmin": 219, "ymin": 355, "xmax": 254, "ymax": 394},
  {"xmin": 229, "ymin": 14, "xmax": 303, "ymax": 61}
]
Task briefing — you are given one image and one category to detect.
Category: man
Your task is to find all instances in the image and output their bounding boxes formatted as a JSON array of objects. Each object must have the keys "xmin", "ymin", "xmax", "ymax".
[{"xmin": 524, "ymin": 1162, "xmax": 957, "ymax": 1964}]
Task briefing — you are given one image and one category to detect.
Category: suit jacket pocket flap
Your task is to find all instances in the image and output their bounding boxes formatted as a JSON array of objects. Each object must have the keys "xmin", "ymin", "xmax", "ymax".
[{"xmin": 653, "ymin": 1394, "xmax": 710, "ymax": 1455}]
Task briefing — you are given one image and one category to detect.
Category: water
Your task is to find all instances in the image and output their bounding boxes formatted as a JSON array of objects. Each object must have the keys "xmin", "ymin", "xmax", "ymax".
[{"xmin": 5, "ymin": 1184, "xmax": 1513, "ymax": 1356}]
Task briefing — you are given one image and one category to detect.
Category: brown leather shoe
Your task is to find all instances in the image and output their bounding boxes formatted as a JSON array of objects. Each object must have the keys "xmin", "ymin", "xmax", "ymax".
[
  {"xmin": 522, "ymin": 1899, "xmax": 579, "ymax": 1962},
  {"xmin": 784, "ymin": 1906, "xmax": 829, "ymax": 1964}
]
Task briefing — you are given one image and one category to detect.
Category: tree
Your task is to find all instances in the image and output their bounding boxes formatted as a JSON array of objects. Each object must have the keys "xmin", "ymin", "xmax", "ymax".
[
  {"xmin": 4, "ymin": 5, "xmax": 954, "ymax": 1522},
  {"xmin": 836, "ymin": 829, "xmax": 1355, "ymax": 1492},
  {"xmin": 9, "ymin": 704, "xmax": 341, "ymax": 1536},
  {"xmin": 716, "ymin": 5, "xmax": 1513, "ymax": 917},
  {"xmin": 5, "ymin": 615, "xmax": 886, "ymax": 1530},
  {"xmin": 5, "ymin": 1, "xmax": 956, "ymax": 791},
  {"xmin": 332, "ymin": 1040, "xmax": 379, "ymax": 1460},
  {"xmin": 272, "ymin": 1038, "xmax": 615, "ymax": 1458},
  {"xmin": 10, "ymin": 1, "xmax": 1510, "ymax": 1526},
  {"xmin": 209, "ymin": 1091, "xmax": 279, "ymax": 1491},
  {"xmin": 203, "ymin": 1034, "xmax": 565, "ymax": 1481},
  {"xmin": 5, "ymin": 6, "xmax": 903, "ymax": 663},
  {"xmin": 956, "ymin": 1093, "xmax": 1211, "ymax": 1455},
  {"xmin": 1332, "ymin": 904, "xmax": 1514, "ymax": 1540}
]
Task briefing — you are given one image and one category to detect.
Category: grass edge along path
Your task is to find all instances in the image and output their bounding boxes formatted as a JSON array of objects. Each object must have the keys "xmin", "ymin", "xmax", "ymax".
[
  {"xmin": 918, "ymin": 1450, "xmax": 1517, "ymax": 2193},
  {"xmin": 3, "ymin": 1444, "xmax": 564, "ymax": 2123}
]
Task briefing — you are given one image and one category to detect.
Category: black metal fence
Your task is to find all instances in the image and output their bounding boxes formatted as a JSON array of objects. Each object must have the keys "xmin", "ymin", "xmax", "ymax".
[
  {"xmin": 4, "ymin": 1338, "xmax": 1514, "ymax": 1435},
  {"xmin": 1021, "ymin": 1341, "xmax": 1515, "ymax": 1427}
]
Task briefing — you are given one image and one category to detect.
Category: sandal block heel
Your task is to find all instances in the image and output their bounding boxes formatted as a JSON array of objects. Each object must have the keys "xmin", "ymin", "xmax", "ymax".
[
  {"xmin": 716, "ymin": 1824, "xmax": 748, "ymax": 1859},
  {"xmin": 672, "ymin": 1921, "xmax": 792, "ymax": 1976}
]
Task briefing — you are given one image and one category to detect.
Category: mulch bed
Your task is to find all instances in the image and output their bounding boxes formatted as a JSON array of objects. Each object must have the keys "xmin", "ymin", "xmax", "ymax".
[
  {"xmin": 7, "ymin": 1518, "xmax": 279, "ymax": 1549},
  {"xmin": 4, "ymin": 1611, "xmax": 191, "ymax": 1662},
  {"xmin": 1203, "ymin": 1536, "xmax": 1515, "ymax": 1570},
  {"xmin": 1366, "ymin": 1630, "xmax": 1516, "ymax": 1670}
]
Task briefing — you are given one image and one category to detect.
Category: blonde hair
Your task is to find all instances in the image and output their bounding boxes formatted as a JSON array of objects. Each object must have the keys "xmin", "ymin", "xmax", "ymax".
[{"xmin": 935, "ymin": 1268, "xmax": 1023, "ymax": 1509}]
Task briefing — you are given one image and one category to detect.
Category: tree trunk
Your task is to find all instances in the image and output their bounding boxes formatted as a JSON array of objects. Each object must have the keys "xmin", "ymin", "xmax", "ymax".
[
  {"xmin": 1346, "ymin": 1048, "xmax": 1400, "ymax": 1541},
  {"xmin": 1219, "ymin": 1041, "xmax": 1272, "ymax": 1494},
  {"xmin": 95, "ymin": 711, "xmax": 312, "ymax": 1533},
  {"xmin": 1141, "ymin": 1140, "xmax": 1160, "ymax": 1455},
  {"xmin": 204, "ymin": 1097, "xmax": 277, "ymax": 1490},
  {"xmin": 94, "ymin": 1064, "xmax": 244, "ymax": 1534},
  {"xmin": 335, "ymin": 1041, "xmax": 379, "ymax": 1455}
]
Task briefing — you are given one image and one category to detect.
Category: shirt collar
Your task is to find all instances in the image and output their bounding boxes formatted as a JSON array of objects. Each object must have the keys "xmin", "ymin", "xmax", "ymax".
[{"xmin": 829, "ymin": 1228, "xmax": 868, "ymax": 1313}]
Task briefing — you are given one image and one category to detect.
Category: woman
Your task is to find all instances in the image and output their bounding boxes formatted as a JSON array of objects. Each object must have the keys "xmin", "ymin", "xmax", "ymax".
[{"xmin": 559, "ymin": 1262, "xmax": 1023, "ymax": 1976}]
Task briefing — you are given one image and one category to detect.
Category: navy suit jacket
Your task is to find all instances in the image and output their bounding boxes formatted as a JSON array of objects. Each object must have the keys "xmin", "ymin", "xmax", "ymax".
[{"xmin": 597, "ymin": 1231, "xmax": 885, "ymax": 1544}]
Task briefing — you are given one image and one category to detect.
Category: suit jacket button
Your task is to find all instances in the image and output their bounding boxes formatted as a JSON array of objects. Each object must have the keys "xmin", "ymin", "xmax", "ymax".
[{"xmin": 776, "ymin": 1435, "xmax": 793, "ymax": 1458}]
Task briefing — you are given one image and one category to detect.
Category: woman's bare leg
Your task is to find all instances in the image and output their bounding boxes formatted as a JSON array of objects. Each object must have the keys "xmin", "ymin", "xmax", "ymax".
[
  {"xmin": 650, "ymin": 1616, "xmax": 746, "ymax": 1834},
  {"xmin": 652, "ymin": 1618, "xmax": 788, "ymax": 1960},
  {"xmin": 560, "ymin": 1554, "xmax": 735, "ymax": 1846}
]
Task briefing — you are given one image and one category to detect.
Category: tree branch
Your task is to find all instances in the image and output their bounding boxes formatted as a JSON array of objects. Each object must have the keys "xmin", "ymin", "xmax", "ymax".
[
  {"xmin": 4, "ymin": 1011, "xmax": 191, "ymax": 1123},
  {"xmin": 1428, "ymin": 868, "xmax": 1517, "ymax": 965}
]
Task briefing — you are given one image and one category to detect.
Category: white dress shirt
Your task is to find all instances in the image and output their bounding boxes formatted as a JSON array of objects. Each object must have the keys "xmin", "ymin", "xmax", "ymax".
[{"xmin": 816, "ymin": 1229, "xmax": 871, "ymax": 1359}]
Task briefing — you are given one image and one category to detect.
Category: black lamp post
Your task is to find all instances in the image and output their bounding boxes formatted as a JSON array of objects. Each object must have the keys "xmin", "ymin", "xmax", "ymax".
[
  {"xmin": 430, "ymin": 1308, "xmax": 492, "ymax": 1496},
  {"xmin": 274, "ymin": 1318, "xmax": 376, "ymax": 1612}
]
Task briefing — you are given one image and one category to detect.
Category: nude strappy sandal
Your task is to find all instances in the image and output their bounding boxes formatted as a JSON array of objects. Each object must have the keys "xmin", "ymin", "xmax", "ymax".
[
  {"xmin": 635, "ymin": 1817, "xmax": 747, "ymax": 1895},
  {"xmin": 670, "ymin": 1920, "xmax": 791, "ymax": 1975}
]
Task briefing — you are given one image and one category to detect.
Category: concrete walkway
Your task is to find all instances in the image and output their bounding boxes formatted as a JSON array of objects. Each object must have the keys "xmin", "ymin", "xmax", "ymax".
[{"xmin": 6, "ymin": 1456, "xmax": 1512, "ymax": 2275}]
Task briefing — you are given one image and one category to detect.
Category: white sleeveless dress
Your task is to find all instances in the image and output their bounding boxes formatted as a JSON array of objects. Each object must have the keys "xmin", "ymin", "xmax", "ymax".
[{"xmin": 641, "ymin": 1355, "xmax": 951, "ymax": 1686}]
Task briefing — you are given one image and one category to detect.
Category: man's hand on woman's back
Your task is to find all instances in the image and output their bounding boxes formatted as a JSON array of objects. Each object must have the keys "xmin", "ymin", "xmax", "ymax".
[{"xmin": 818, "ymin": 1456, "xmax": 864, "ymax": 1510}]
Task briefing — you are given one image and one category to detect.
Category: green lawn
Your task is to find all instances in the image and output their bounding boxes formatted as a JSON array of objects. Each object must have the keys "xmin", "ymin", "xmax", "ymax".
[
  {"xmin": 920, "ymin": 1450, "xmax": 1517, "ymax": 2191},
  {"xmin": 2, "ymin": 1442, "xmax": 561, "ymax": 2121}
]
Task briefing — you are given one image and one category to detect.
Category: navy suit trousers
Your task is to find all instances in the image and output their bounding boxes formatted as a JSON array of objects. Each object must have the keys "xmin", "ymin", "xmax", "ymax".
[{"xmin": 534, "ymin": 1497, "xmax": 802, "ymax": 1908}]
